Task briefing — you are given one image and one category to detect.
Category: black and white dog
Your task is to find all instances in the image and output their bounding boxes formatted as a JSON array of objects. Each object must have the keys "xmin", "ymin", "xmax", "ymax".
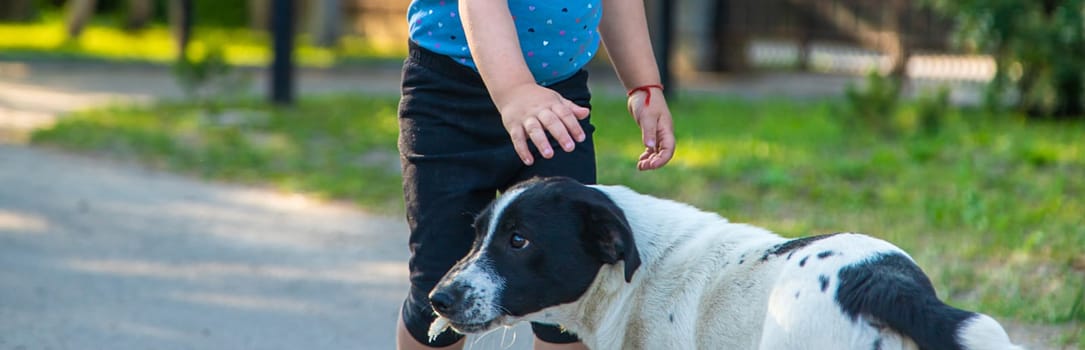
[{"xmin": 429, "ymin": 177, "xmax": 1023, "ymax": 350}]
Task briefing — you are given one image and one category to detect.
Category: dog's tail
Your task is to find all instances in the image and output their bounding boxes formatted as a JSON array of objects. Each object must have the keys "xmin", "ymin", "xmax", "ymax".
[
  {"xmin": 956, "ymin": 313, "xmax": 1024, "ymax": 350},
  {"xmin": 835, "ymin": 252, "xmax": 1023, "ymax": 350}
]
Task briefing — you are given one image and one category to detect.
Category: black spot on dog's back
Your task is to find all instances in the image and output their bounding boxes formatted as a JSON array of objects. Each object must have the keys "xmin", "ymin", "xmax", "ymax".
[
  {"xmin": 761, "ymin": 233, "xmax": 840, "ymax": 262},
  {"xmin": 799, "ymin": 256, "xmax": 809, "ymax": 267},
  {"xmin": 835, "ymin": 252, "xmax": 976, "ymax": 350},
  {"xmin": 819, "ymin": 274, "xmax": 830, "ymax": 292},
  {"xmin": 817, "ymin": 250, "xmax": 835, "ymax": 259}
]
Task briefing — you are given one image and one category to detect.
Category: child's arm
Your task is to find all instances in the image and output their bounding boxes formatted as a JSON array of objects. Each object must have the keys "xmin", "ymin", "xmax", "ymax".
[
  {"xmin": 599, "ymin": 0, "xmax": 675, "ymax": 170},
  {"xmin": 460, "ymin": 0, "xmax": 590, "ymax": 166}
]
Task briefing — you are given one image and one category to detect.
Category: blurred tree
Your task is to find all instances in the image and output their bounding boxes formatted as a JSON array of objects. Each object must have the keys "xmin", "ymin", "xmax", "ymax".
[
  {"xmin": 169, "ymin": 0, "xmax": 193, "ymax": 59},
  {"xmin": 66, "ymin": 0, "xmax": 96, "ymax": 38},
  {"xmin": 249, "ymin": 0, "xmax": 269, "ymax": 30},
  {"xmin": 173, "ymin": 42, "xmax": 250, "ymax": 115},
  {"xmin": 124, "ymin": 0, "xmax": 153, "ymax": 31},
  {"xmin": 307, "ymin": 0, "xmax": 340, "ymax": 47},
  {"xmin": 800, "ymin": 0, "xmax": 912, "ymax": 78},
  {"xmin": 930, "ymin": 0, "xmax": 1085, "ymax": 118},
  {"xmin": 63, "ymin": 0, "xmax": 153, "ymax": 37},
  {"xmin": 251, "ymin": 0, "xmax": 313, "ymax": 34},
  {"xmin": 0, "ymin": 0, "xmax": 36, "ymax": 22},
  {"xmin": 194, "ymin": 0, "xmax": 248, "ymax": 27}
]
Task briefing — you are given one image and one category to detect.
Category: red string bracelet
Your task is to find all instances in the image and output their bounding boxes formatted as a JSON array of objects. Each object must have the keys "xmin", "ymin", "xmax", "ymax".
[{"xmin": 627, "ymin": 84, "xmax": 664, "ymax": 106}]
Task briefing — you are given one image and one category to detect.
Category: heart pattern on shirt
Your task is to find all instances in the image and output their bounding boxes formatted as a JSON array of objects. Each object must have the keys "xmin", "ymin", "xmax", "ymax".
[{"xmin": 409, "ymin": 0, "xmax": 601, "ymax": 85}]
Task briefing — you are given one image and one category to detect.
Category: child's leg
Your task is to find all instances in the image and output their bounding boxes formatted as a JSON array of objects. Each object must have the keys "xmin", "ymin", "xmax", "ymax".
[
  {"xmin": 399, "ymin": 42, "xmax": 596, "ymax": 348},
  {"xmin": 397, "ymin": 42, "xmax": 526, "ymax": 348}
]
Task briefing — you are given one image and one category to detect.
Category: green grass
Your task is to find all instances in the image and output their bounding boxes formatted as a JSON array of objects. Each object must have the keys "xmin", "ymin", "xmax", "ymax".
[
  {"xmin": 30, "ymin": 94, "xmax": 1085, "ymax": 343},
  {"xmin": 30, "ymin": 96, "xmax": 405, "ymax": 210},
  {"xmin": 0, "ymin": 14, "xmax": 405, "ymax": 66}
]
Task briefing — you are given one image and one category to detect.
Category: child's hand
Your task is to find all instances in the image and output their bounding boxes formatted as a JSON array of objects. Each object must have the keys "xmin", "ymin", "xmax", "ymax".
[
  {"xmin": 496, "ymin": 83, "xmax": 590, "ymax": 166},
  {"xmin": 627, "ymin": 87, "xmax": 675, "ymax": 171}
]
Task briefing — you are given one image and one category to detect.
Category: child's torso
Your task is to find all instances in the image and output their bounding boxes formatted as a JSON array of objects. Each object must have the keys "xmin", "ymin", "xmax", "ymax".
[{"xmin": 407, "ymin": 0, "xmax": 603, "ymax": 85}]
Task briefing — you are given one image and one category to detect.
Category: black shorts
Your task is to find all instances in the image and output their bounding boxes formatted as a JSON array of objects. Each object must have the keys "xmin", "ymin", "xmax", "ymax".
[{"xmin": 397, "ymin": 41, "xmax": 596, "ymax": 347}]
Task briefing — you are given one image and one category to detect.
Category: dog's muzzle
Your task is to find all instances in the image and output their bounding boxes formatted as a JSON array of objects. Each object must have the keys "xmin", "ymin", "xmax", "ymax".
[{"xmin": 428, "ymin": 260, "xmax": 506, "ymax": 335}]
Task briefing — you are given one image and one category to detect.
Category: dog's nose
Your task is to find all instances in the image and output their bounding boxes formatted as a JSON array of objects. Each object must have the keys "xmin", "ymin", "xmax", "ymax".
[{"xmin": 430, "ymin": 290, "xmax": 456, "ymax": 314}]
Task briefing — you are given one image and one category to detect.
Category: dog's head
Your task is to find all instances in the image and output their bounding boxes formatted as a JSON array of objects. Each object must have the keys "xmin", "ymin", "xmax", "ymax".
[{"xmin": 428, "ymin": 177, "xmax": 641, "ymax": 334}]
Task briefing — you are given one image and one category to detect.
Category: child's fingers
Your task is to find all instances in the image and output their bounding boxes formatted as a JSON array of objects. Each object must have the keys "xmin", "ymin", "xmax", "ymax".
[
  {"xmin": 636, "ymin": 147, "xmax": 652, "ymax": 171},
  {"xmin": 551, "ymin": 104, "xmax": 585, "ymax": 145},
  {"xmin": 643, "ymin": 133, "xmax": 675, "ymax": 170},
  {"xmin": 524, "ymin": 115, "xmax": 554, "ymax": 159},
  {"xmin": 635, "ymin": 110, "xmax": 675, "ymax": 170},
  {"xmin": 559, "ymin": 101, "xmax": 587, "ymax": 142},
  {"xmin": 639, "ymin": 151, "xmax": 667, "ymax": 170},
  {"xmin": 539, "ymin": 108, "xmax": 575, "ymax": 152},
  {"xmin": 508, "ymin": 126, "xmax": 535, "ymax": 165},
  {"xmin": 564, "ymin": 99, "xmax": 591, "ymax": 120}
]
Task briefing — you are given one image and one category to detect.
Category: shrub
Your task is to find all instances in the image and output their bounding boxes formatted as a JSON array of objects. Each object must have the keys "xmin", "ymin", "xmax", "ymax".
[
  {"xmin": 929, "ymin": 0, "xmax": 1085, "ymax": 118},
  {"xmin": 172, "ymin": 42, "xmax": 251, "ymax": 115},
  {"xmin": 915, "ymin": 86, "xmax": 951, "ymax": 136},
  {"xmin": 843, "ymin": 71, "xmax": 902, "ymax": 137}
]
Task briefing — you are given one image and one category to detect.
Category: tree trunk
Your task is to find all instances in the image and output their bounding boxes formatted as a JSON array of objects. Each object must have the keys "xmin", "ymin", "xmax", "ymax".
[
  {"xmin": 308, "ymin": 0, "xmax": 341, "ymax": 48},
  {"xmin": 887, "ymin": 0, "xmax": 911, "ymax": 80},
  {"xmin": 1053, "ymin": 68, "xmax": 1083, "ymax": 118},
  {"xmin": 66, "ymin": 0, "xmax": 97, "ymax": 39},
  {"xmin": 677, "ymin": 0, "xmax": 716, "ymax": 72},
  {"xmin": 125, "ymin": 0, "xmax": 154, "ymax": 31},
  {"xmin": 169, "ymin": 0, "xmax": 193, "ymax": 60},
  {"xmin": 795, "ymin": 10, "xmax": 812, "ymax": 72},
  {"xmin": 0, "ymin": 0, "xmax": 36, "ymax": 22},
  {"xmin": 250, "ymin": 0, "xmax": 270, "ymax": 30}
]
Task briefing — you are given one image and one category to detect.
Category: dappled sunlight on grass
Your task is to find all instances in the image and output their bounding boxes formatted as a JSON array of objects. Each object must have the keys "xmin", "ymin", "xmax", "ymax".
[
  {"xmin": 33, "ymin": 97, "xmax": 405, "ymax": 212},
  {"xmin": 669, "ymin": 137, "xmax": 812, "ymax": 171},
  {"xmin": 0, "ymin": 16, "xmax": 403, "ymax": 66},
  {"xmin": 78, "ymin": 26, "xmax": 177, "ymax": 62},
  {"xmin": 0, "ymin": 20, "xmax": 67, "ymax": 49}
]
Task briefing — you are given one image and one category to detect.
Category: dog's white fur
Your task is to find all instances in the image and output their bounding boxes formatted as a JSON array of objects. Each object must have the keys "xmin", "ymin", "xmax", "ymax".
[{"xmin": 449, "ymin": 184, "xmax": 1022, "ymax": 350}]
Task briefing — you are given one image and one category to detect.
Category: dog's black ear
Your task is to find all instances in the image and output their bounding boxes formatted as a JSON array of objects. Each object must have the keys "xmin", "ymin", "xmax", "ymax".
[{"xmin": 579, "ymin": 188, "xmax": 641, "ymax": 283}]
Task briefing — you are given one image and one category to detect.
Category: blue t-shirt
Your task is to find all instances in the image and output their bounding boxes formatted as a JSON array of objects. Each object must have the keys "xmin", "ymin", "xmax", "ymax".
[{"xmin": 407, "ymin": 0, "xmax": 602, "ymax": 86}]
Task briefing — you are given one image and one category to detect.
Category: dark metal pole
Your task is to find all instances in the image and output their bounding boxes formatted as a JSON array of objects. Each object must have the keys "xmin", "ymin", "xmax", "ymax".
[
  {"xmin": 270, "ymin": 0, "xmax": 295, "ymax": 105},
  {"xmin": 656, "ymin": 0, "xmax": 675, "ymax": 99}
]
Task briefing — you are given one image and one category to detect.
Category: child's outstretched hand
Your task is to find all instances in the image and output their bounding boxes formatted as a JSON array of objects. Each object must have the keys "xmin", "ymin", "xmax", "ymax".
[
  {"xmin": 496, "ymin": 83, "xmax": 590, "ymax": 166},
  {"xmin": 627, "ymin": 86, "xmax": 675, "ymax": 171}
]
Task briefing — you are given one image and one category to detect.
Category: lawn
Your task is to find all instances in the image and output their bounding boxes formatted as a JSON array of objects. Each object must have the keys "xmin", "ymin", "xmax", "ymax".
[
  {"xmin": 31, "ymin": 94, "xmax": 1085, "ymax": 345},
  {"xmin": 0, "ymin": 13, "xmax": 404, "ymax": 66}
]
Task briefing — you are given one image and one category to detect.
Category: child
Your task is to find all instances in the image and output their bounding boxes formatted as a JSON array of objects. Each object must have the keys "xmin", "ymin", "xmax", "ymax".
[{"xmin": 396, "ymin": 0, "xmax": 675, "ymax": 348}]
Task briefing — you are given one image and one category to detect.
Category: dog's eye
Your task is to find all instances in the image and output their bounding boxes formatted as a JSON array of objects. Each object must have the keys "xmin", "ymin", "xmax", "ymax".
[{"xmin": 510, "ymin": 233, "xmax": 530, "ymax": 249}]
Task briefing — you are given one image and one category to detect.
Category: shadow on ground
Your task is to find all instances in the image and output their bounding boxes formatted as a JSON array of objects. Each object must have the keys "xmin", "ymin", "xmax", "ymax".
[{"xmin": 0, "ymin": 144, "xmax": 538, "ymax": 349}]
